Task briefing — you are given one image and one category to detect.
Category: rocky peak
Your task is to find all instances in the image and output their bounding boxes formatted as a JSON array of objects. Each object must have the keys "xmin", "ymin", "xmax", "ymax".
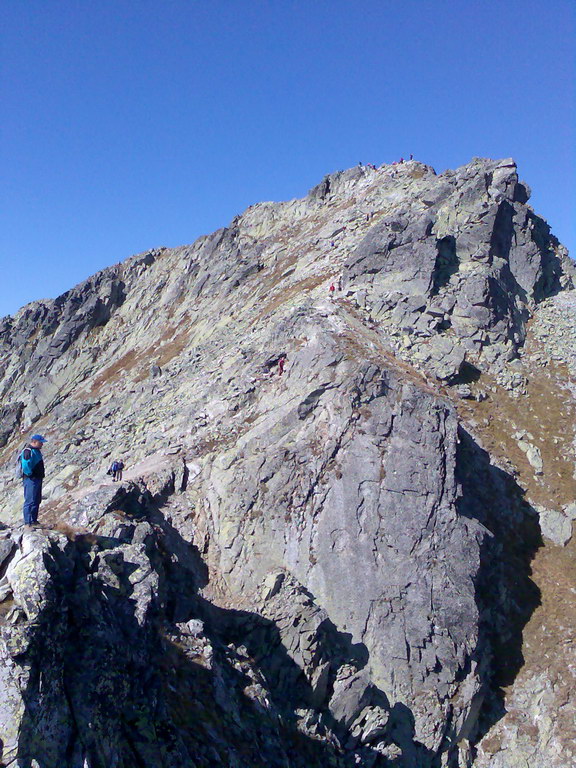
[{"xmin": 0, "ymin": 158, "xmax": 574, "ymax": 767}]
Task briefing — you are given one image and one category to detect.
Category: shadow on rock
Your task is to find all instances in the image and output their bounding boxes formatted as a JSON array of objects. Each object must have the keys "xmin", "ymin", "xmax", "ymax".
[
  {"xmin": 11, "ymin": 487, "xmax": 437, "ymax": 768},
  {"xmin": 454, "ymin": 426, "xmax": 542, "ymax": 764},
  {"xmin": 9, "ymin": 428, "xmax": 543, "ymax": 768}
]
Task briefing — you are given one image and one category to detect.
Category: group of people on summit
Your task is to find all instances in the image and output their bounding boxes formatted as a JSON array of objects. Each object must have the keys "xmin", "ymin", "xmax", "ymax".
[{"xmin": 17, "ymin": 435, "xmax": 126, "ymax": 527}]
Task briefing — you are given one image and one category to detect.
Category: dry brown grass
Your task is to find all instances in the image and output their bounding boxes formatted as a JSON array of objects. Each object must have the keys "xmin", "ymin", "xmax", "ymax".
[
  {"xmin": 339, "ymin": 304, "xmax": 443, "ymax": 398},
  {"xmin": 89, "ymin": 350, "xmax": 143, "ymax": 393},
  {"xmin": 88, "ymin": 320, "xmax": 192, "ymax": 390},
  {"xmin": 455, "ymin": 366, "xmax": 576, "ymax": 509},
  {"xmin": 453, "ymin": 360, "xmax": 576, "ymax": 758},
  {"xmin": 255, "ymin": 274, "xmax": 329, "ymax": 321},
  {"xmin": 52, "ymin": 520, "xmax": 82, "ymax": 540},
  {"xmin": 155, "ymin": 327, "xmax": 191, "ymax": 368}
]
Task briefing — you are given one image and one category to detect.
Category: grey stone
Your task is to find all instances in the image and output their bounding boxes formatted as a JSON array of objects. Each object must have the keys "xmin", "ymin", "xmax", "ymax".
[
  {"xmin": 518, "ymin": 439, "xmax": 543, "ymax": 474},
  {"xmin": 184, "ymin": 618, "xmax": 204, "ymax": 637},
  {"xmin": 537, "ymin": 506, "xmax": 573, "ymax": 546}
]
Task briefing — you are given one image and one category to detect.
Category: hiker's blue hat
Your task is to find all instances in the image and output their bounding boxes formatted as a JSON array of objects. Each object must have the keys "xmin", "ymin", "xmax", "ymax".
[{"xmin": 30, "ymin": 434, "xmax": 47, "ymax": 443}]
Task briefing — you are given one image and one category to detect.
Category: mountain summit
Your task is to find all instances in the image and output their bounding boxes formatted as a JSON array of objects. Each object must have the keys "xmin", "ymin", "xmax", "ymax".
[{"xmin": 0, "ymin": 158, "xmax": 575, "ymax": 767}]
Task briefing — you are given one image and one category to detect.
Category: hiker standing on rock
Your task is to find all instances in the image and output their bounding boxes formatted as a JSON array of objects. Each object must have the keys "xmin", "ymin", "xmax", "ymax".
[{"xmin": 20, "ymin": 434, "xmax": 46, "ymax": 528}]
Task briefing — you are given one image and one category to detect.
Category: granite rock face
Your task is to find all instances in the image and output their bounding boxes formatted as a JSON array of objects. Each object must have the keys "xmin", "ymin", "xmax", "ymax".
[
  {"xmin": 342, "ymin": 159, "xmax": 573, "ymax": 383},
  {"xmin": 0, "ymin": 157, "xmax": 574, "ymax": 767},
  {"xmin": 0, "ymin": 519, "xmax": 333, "ymax": 768}
]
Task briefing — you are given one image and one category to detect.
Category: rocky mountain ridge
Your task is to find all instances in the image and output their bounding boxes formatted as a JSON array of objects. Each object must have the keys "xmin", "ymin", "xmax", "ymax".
[{"xmin": 0, "ymin": 157, "xmax": 574, "ymax": 767}]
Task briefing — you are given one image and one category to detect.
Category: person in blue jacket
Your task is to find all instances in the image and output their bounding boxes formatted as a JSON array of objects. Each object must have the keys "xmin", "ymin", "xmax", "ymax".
[{"xmin": 20, "ymin": 434, "xmax": 47, "ymax": 527}]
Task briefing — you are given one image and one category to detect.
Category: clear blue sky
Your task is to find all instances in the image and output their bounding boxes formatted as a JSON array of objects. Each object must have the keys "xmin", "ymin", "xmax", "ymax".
[{"xmin": 1, "ymin": 0, "xmax": 574, "ymax": 319}]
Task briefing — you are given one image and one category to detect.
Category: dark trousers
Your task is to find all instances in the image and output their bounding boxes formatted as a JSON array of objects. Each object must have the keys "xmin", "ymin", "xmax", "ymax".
[{"xmin": 23, "ymin": 476, "xmax": 42, "ymax": 524}]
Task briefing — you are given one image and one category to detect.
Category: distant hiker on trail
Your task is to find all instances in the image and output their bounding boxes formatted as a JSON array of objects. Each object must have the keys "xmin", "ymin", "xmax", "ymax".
[
  {"xmin": 20, "ymin": 434, "xmax": 46, "ymax": 528},
  {"xmin": 278, "ymin": 357, "xmax": 286, "ymax": 376},
  {"xmin": 329, "ymin": 283, "xmax": 336, "ymax": 298},
  {"xmin": 410, "ymin": 153, "xmax": 414, "ymax": 160},
  {"xmin": 338, "ymin": 274, "xmax": 343, "ymax": 291},
  {"xmin": 108, "ymin": 460, "xmax": 124, "ymax": 481}
]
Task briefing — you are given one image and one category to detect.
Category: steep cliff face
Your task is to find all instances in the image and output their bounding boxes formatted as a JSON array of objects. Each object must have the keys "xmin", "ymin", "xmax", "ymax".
[{"xmin": 0, "ymin": 158, "xmax": 574, "ymax": 767}]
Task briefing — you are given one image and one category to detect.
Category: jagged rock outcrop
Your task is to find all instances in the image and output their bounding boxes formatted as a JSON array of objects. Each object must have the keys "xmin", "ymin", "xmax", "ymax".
[
  {"xmin": 0, "ymin": 157, "xmax": 574, "ymax": 767},
  {"xmin": 0, "ymin": 516, "xmax": 336, "ymax": 768},
  {"xmin": 341, "ymin": 159, "xmax": 573, "ymax": 386}
]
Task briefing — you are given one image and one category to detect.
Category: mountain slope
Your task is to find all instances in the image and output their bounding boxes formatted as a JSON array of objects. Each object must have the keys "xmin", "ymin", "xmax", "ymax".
[{"xmin": 0, "ymin": 158, "xmax": 574, "ymax": 768}]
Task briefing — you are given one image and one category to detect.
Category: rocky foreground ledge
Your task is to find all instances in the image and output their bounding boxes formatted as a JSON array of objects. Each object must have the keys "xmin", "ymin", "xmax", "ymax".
[
  {"xmin": 0, "ymin": 453, "xmax": 544, "ymax": 768},
  {"xmin": 0, "ymin": 158, "xmax": 575, "ymax": 767}
]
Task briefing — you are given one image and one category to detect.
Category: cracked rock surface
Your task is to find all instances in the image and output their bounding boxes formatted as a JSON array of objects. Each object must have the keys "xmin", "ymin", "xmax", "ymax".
[{"xmin": 0, "ymin": 157, "xmax": 574, "ymax": 767}]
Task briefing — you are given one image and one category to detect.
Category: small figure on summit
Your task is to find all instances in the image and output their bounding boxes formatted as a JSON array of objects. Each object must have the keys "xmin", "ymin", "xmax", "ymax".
[{"xmin": 20, "ymin": 434, "xmax": 47, "ymax": 528}]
